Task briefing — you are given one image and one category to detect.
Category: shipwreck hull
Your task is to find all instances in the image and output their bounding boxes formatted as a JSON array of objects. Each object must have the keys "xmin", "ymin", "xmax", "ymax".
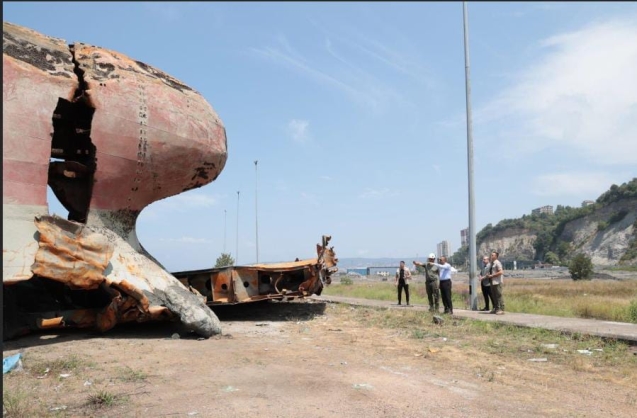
[{"xmin": 3, "ymin": 22, "xmax": 227, "ymax": 339}]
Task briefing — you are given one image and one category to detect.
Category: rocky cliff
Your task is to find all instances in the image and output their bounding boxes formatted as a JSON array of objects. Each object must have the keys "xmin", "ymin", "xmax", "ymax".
[{"xmin": 478, "ymin": 198, "xmax": 637, "ymax": 266}]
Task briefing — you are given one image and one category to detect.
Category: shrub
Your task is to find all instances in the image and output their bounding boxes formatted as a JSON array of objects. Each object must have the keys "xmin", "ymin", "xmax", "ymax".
[
  {"xmin": 597, "ymin": 221, "xmax": 609, "ymax": 232},
  {"xmin": 340, "ymin": 276, "xmax": 354, "ymax": 285},
  {"xmin": 569, "ymin": 253, "xmax": 594, "ymax": 280}
]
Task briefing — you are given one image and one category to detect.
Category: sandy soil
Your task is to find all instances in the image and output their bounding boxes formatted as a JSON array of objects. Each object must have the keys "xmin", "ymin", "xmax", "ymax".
[{"xmin": 3, "ymin": 300, "xmax": 637, "ymax": 417}]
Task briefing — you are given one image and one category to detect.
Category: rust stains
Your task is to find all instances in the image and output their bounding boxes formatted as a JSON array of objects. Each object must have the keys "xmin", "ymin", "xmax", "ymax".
[
  {"xmin": 173, "ymin": 235, "xmax": 339, "ymax": 305},
  {"xmin": 3, "ymin": 216, "xmax": 174, "ymax": 340}
]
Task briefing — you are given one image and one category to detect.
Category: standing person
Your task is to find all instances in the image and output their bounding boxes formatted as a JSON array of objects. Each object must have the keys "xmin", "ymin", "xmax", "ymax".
[
  {"xmin": 479, "ymin": 256, "xmax": 493, "ymax": 311},
  {"xmin": 414, "ymin": 253, "xmax": 439, "ymax": 312},
  {"xmin": 395, "ymin": 261, "xmax": 412, "ymax": 306},
  {"xmin": 486, "ymin": 251, "xmax": 505, "ymax": 315},
  {"xmin": 430, "ymin": 256, "xmax": 454, "ymax": 314}
]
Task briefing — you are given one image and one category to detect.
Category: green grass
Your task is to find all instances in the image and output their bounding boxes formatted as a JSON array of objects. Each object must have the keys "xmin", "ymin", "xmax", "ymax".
[{"xmin": 324, "ymin": 279, "xmax": 637, "ymax": 323}]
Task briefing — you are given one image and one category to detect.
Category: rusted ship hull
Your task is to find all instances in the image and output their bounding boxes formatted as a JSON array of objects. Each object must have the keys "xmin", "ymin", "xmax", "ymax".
[
  {"xmin": 173, "ymin": 236, "xmax": 338, "ymax": 305},
  {"xmin": 3, "ymin": 22, "xmax": 227, "ymax": 339}
]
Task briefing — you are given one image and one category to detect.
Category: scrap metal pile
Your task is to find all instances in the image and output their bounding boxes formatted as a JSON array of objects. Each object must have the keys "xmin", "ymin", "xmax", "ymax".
[{"xmin": 2, "ymin": 22, "xmax": 337, "ymax": 340}]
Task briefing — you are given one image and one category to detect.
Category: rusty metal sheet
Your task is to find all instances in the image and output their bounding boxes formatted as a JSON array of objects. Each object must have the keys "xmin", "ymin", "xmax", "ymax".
[
  {"xmin": 174, "ymin": 235, "xmax": 339, "ymax": 305},
  {"xmin": 31, "ymin": 215, "xmax": 113, "ymax": 290}
]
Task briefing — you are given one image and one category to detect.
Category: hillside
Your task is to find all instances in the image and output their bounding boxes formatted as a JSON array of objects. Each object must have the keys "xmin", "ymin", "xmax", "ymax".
[{"xmin": 451, "ymin": 178, "xmax": 637, "ymax": 266}]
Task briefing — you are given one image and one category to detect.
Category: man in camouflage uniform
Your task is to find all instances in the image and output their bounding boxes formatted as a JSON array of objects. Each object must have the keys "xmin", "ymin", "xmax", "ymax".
[{"xmin": 414, "ymin": 253, "xmax": 440, "ymax": 312}]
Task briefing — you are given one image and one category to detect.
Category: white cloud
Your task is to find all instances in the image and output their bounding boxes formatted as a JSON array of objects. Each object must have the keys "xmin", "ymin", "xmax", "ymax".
[
  {"xmin": 358, "ymin": 188, "xmax": 399, "ymax": 200},
  {"xmin": 531, "ymin": 172, "xmax": 617, "ymax": 197},
  {"xmin": 287, "ymin": 119, "xmax": 311, "ymax": 143},
  {"xmin": 159, "ymin": 236, "xmax": 213, "ymax": 244},
  {"xmin": 477, "ymin": 17, "xmax": 637, "ymax": 165},
  {"xmin": 320, "ymin": 175, "xmax": 333, "ymax": 181},
  {"xmin": 357, "ymin": 249, "xmax": 369, "ymax": 256}
]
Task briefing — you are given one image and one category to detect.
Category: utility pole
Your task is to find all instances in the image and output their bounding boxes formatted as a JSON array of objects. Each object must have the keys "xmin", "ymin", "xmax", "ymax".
[
  {"xmin": 254, "ymin": 160, "xmax": 259, "ymax": 264},
  {"xmin": 463, "ymin": 1, "xmax": 478, "ymax": 310},
  {"xmin": 236, "ymin": 191, "xmax": 240, "ymax": 265},
  {"xmin": 223, "ymin": 209, "xmax": 227, "ymax": 253}
]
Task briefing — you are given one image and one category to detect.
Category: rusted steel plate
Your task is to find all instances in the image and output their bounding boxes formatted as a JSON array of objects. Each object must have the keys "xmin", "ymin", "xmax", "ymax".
[
  {"xmin": 174, "ymin": 236, "xmax": 339, "ymax": 305},
  {"xmin": 31, "ymin": 215, "xmax": 113, "ymax": 290}
]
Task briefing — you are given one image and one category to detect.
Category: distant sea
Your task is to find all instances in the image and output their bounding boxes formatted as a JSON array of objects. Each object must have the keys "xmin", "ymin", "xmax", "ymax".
[{"xmin": 336, "ymin": 257, "xmax": 423, "ymax": 269}]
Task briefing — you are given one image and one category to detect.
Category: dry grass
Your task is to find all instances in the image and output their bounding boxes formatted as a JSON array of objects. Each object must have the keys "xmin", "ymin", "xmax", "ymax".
[
  {"xmin": 324, "ymin": 278, "xmax": 637, "ymax": 323},
  {"xmin": 328, "ymin": 303, "xmax": 637, "ymax": 381}
]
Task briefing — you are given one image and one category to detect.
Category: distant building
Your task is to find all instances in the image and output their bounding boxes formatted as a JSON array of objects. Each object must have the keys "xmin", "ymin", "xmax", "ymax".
[
  {"xmin": 460, "ymin": 228, "xmax": 468, "ymax": 247},
  {"xmin": 437, "ymin": 241, "xmax": 451, "ymax": 258},
  {"xmin": 581, "ymin": 200, "xmax": 595, "ymax": 207},
  {"xmin": 532, "ymin": 205, "xmax": 553, "ymax": 216}
]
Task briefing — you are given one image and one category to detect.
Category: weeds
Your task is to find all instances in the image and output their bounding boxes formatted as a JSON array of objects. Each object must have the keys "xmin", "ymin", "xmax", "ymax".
[
  {"xmin": 117, "ymin": 366, "xmax": 148, "ymax": 383},
  {"xmin": 86, "ymin": 389, "xmax": 126, "ymax": 409},
  {"xmin": 2, "ymin": 387, "xmax": 38, "ymax": 418}
]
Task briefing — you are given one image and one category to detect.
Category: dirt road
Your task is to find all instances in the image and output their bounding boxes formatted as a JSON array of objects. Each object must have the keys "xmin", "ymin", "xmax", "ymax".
[{"xmin": 3, "ymin": 300, "xmax": 636, "ymax": 417}]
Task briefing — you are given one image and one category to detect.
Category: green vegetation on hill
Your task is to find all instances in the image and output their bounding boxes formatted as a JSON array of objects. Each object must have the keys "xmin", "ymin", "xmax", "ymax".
[{"xmin": 451, "ymin": 178, "xmax": 637, "ymax": 265}]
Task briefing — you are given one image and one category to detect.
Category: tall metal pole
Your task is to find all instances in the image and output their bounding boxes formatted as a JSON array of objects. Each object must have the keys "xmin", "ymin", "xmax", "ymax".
[
  {"xmin": 254, "ymin": 160, "xmax": 259, "ymax": 264},
  {"xmin": 236, "ymin": 191, "xmax": 240, "ymax": 265},
  {"xmin": 463, "ymin": 1, "xmax": 478, "ymax": 310},
  {"xmin": 223, "ymin": 209, "xmax": 227, "ymax": 253}
]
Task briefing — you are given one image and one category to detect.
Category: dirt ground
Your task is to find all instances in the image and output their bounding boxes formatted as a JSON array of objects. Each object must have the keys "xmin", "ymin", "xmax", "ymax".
[{"xmin": 3, "ymin": 300, "xmax": 637, "ymax": 418}]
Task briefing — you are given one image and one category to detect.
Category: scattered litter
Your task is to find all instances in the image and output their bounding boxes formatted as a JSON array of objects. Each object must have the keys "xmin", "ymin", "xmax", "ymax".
[
  {"xmin": 197, "ymin": 337, "xmax": 205, "ymax": 341},
  {"xmin": 414, "ymin": 353, "xmax": 423, "ymax": 357},
  {"xmin": 328, "ymin": 328, "xmax": 342, "ymax": 332},
  {"xmin": 59, "ymin": 373, "xmax": 71, "ymax": 378},
  {"xmin": 442, "ymin": 338, "xmax": 447, "ymax": 342},
  {"xmin": 49, "ymin": 406, "xmax": 67, "ymax": 412},
  {"xmin": 428, "ymin": 347, "xmax": 439, "ymax": 354},
  {"xmin": 353, "ymin": 383, "xmax": 373, "ymax": 390},
  {"xmin": 37, "ymin": 368, "xmax": 51, "ymax": 379},
  {"xmin": 256, "ymin": 323, "xmax": 269, "ymax": 327},
  {"xmin": 432, "ymin": 315, "xmax": 444, "ymax": 325},
  {"xmin": 593, "ymin": 349, "xmax": 603, "ymax": 352},
  {"xmin": 528, "ymin": 358, "xmax": 548, "ymax": 362},
  {"xmin": 171, "ymin": 333, "xmax": 180, "ymax": 340},
  {"xmin": 84, "ymin": 380, "xmax": 92, "ymax": 387},
  {"xmin": 221, "ymin": 386, "xmax": 239, "ymax": 392},
  {"xmin": 187, "ymin": 413, "xmax": 199, "ymax": 416},
  {"xmin": 577, "ymin": 350, "xmax": 593, "ymax": 355},
  {"xmin": 3, "ymin": 353, "xmax": 23, "ymax": 374},
  {"xmin": 541, "ymin": 344, "xmax": 558, "ymax": 349},
  {"xmin": 264, "ymin": 348, "xmax": 269, "ymax": 351},
  {"xmin": 341, "ymin": 361, "xmax": 348, "ymax": 365}
]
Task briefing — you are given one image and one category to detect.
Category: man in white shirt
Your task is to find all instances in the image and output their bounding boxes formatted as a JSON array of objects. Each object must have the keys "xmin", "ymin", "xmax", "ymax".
[
  {"xmin": 395, "ymin": 261, "xmax": 412, "ymax": 306},
  {"xmin": 430, "ymin": 256, "xmax": 454, "ymax": 314}
]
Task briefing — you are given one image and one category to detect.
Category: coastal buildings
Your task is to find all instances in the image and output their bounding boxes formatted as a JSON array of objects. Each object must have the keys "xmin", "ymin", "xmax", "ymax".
[
  {"xmin": 460, "ymin": 228, "xmax": 468, "ymax": 247},
  {"xmin": 532, "ymin": 205, "xmax": 554, "ymax": 215},
  {"xmin": 582, "ymin": 200, "xmax": 595, "ymax": 207},
  {"xmin": 437, "ymin": 240, "xmax": 451, "ymax": 258}
]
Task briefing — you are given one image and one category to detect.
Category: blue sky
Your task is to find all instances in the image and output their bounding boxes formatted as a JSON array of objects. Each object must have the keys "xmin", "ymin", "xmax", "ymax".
[{"xmin": 4, "ymin": 2, "xmax": 637, "ymax": 270}]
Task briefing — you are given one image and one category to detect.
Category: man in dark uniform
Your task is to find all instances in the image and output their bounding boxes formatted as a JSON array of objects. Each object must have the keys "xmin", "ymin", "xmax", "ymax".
[{"xmin": 414, "ymin": 253, "xmax": 440, "ymax": 312}]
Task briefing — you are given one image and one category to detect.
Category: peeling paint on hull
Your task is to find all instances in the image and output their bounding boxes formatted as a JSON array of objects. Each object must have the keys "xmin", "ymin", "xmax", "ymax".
[{"xmin": 3, "ymin": 22, "xmax": 227, "ymax": 340}]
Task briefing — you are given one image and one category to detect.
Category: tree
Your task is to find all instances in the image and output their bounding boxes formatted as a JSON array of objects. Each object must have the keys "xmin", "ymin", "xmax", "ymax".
[
  {"xmin": 568, "ymin": 253, "xmax": 594, "ymax": 280},
  {"xmin": 544, "ymin": 251, "xmax": 559, "ymax": 265},
  {"xmin": 215, "ymin": 253, "xmax": 235, "ymax": 268}
]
